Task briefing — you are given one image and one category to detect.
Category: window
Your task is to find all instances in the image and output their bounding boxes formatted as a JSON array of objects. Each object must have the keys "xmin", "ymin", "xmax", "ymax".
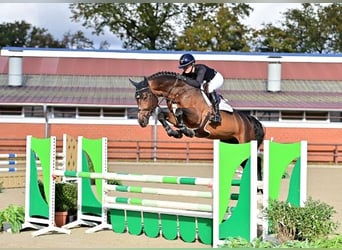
[
  {"xmin": 330, "ymin": 112, "xmax": 342, "ymax": 122},
  {"xmin": 103, "ymin": 107, "xmax": 125, "ymax": 117},
  {"xmin": 0, "ymin": 106, "xmax": 22, "ymax": 116},
  {"xmin": 53, "ymin": 107, "xmax": 76, "ymax": 118},
  {"xmin": 256, "ymin": 111, "xmax": 279, "ymax": 121},
  {"xmin": 305, "ymin": 111, "xmax": 328, "ymax": 121},
  {"xmin": 281, "ymin": 111, "xmax": 304, "ymax": 120},
  {"xmin": 24, "ymin": 106, "xmax": 44, "ymax": 117},
  {"xmin": 127, "ymin": 108, "xmax": 138, "ymax": 119},
  {"xmin": 78, "ymin": 107, "xmax": 101, "ymax": 117}
]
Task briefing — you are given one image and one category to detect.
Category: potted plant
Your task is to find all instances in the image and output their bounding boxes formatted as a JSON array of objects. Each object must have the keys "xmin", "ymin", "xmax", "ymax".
[
  {"xmin": 38, "ymin": 180, "xmax": 77, "ymax": 227},
  {"xmin": 61, "ymin": 182, "xmax": 78, "ymax": 223},
  {"xmin": 0, "ymin": 204, "xmax": 25, "ymax": 233},
  {"xmin": 54, "ymin": 182, "xmax": 77, "ymax": 226}
]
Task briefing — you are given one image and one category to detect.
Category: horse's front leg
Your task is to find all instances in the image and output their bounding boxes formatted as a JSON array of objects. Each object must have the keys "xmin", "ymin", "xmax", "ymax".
[
  {"xmin": 174, "ymin": 108, "xmax": 195, "ymax": 138},
  {"xmin": 156, "ymin": 108, "xmax": 183, "ymax": 138}
]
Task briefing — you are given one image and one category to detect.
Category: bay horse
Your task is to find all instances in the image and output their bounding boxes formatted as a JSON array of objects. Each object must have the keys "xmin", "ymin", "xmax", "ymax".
[{"xmin": 130, "ymin": 71, "xmax": 265, "ymax": 181}]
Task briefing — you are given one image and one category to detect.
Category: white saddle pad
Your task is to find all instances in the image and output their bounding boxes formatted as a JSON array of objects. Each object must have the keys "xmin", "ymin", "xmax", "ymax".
[
  {"xmin": 202, "ymin": 92, "xmax": 234, "ymax": 113},
  {"xmin": 219, "ymin": 97, "xmax": 234, "ymax": 112}
]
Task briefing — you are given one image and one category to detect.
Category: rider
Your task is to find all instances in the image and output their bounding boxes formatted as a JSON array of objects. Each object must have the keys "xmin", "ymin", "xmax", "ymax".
[{"xmin": 178, "ymin": 53, "xmax": 223, "ymax": 123}]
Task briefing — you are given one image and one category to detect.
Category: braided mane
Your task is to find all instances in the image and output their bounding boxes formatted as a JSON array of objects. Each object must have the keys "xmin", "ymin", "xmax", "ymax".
[
  {"xmin": 147, "ymin": 71, "xmax": 180, "ymax": 81},
  {"xmin": 147, "ymin": 71, "xmax": 201, "ymax": 89}
]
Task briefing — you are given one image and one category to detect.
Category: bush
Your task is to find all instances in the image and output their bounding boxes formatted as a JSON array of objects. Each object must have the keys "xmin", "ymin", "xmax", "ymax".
[
  {"xmin": 222, "ymin": 235, "xmax": 342, "ymax": 248},
  {"xmin": 265, "ymin": 197, "xmax": 339, "ymax": 242},
  {"xmin": 0, "ymin": 204, "xmax": 25, "ymax": 233},
  {"xmin": 38, "ymin": 181, "xmax": 77, "ymax": 214},
  {"xmin": 55, "ymin": 182, "xmax": 77, "ymax": 213}
]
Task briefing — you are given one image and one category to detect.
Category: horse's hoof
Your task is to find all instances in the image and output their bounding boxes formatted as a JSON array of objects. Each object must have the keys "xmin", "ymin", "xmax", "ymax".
[
  {"xmin": 174, "ymin": 131, "xmax": 183, "ymax": 138},
  {"xmin": 168, "ymin": 130, "xmax": 182, "ymax": 138},
  {"xmin": 186, "ymin": 130, "xmax": 195, "ymax": 137},
  {"xmin": 187, "ymin": 132, "xmax": 194, "ymax": 137},
  {"xmin": 180, "ymin": 127, "xmax": 194, "ymax": 138}
]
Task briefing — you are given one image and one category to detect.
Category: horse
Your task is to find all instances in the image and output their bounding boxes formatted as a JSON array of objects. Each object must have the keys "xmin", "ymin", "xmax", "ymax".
[{"xmin": 130, "ymin": 71, "xmax": 265, "ymax": 181}]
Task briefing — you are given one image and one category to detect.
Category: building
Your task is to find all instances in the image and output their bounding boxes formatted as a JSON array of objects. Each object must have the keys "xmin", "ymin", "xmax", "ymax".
[{"xmin": 0, "ymin": 47, "xmax": 341, "ymax": 162}]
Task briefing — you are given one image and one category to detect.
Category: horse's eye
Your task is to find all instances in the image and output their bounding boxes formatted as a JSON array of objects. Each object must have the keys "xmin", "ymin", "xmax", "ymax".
[{"xmin": 135, "ymin": 93, "xmax": 140, "ymax": 99}]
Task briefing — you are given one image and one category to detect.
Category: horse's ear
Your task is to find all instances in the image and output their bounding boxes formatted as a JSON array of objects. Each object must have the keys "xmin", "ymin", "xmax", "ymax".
[
  {"xmin": 143, "ymin": 77, "xmax": 149, "ymax": 87},
  {"xmin": 129, "ymin": 78, "xmax": 138, "ymax": 87}
]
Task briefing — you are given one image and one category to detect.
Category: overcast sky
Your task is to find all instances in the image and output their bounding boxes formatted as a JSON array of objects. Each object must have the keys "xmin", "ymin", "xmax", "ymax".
[{"xmin": 0, "ymin": 3, "xmax": 303, "ymax": 50}]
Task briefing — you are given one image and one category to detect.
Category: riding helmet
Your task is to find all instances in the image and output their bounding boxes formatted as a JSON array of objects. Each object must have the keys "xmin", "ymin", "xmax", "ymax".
[{"xmin": 178, "ymin": 53, "xmax": 195, "ymax": 69}]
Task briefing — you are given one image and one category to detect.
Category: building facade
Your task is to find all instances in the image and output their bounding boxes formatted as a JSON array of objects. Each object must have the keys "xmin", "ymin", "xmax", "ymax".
[{"xmin": 0, "ymin": 47, "xmax": 341, "ymax": 162}]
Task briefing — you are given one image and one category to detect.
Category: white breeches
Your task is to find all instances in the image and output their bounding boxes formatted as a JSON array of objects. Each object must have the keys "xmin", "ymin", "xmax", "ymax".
[{"xmin": 207, "ymin": 72, "xmax": 224, "ymax": 93}]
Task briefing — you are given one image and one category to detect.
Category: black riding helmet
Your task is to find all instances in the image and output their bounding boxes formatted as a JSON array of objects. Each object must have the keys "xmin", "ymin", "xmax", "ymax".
[{"xmin": 178, "ymin": 53, "xmax": 195, "ymax": 69}]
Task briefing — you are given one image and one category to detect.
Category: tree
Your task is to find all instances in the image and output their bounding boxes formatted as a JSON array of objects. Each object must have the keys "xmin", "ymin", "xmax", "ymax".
[
  {"xmin": 213, "ymin": 4, "xmax": 252, "ymax": 52},
  {"xmin": 69, "ymin": 3, "xmax": 253, "ymax": 51},
  {"xmin": 252, "ymin": 3, "xmax": 342, "ymax": 53},
  {"xmin": 176, "ymin": 3, "xmax": 252, "ymax": 52},
  {"xmin": 0, "ymin": 20, "xmax": 94, "ymax": 49},
  {"xmin": 252, "ymin": 24, "xmax": 294, "ymax": 53},
  {"xmin": 61, "ymin": 31, "xmax": 94, "ymax": 49},
  {"xmin": 0, "ymin": 21, "xmax": 31, "ymax": 48},
  {"xmin": 26, "ymin": 27, "xmax": 62, "ymax": 48},
  {"xmin": 317, "ymin": 3, "xmax": 342, "ymax": 53},
  {"xmin": 69, "ymin": 3, "xmax": 182, "ymax": 50}
]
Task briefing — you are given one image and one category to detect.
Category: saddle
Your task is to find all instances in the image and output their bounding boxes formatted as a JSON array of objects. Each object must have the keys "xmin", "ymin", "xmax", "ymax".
[{"xmin": 182, "ymin": 75, "xmax": 233, "ymax": 113}]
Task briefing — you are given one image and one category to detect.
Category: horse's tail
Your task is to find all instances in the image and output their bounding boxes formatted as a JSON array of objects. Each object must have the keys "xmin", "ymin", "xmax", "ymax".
[{"xmin": 249, "ymin": 115, "xmax": 265, "ymax": 147}]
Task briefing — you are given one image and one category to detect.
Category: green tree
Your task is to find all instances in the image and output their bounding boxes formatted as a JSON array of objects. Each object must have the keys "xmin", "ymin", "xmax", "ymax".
[
  {"xmin": 0, "ymin": 20, "xmax": 94, "ymax": 49},
  {"xmin": 61, "ymin": 31, "xmax": 94, "ymax": 49},
  {"xmin": 252, "ymin": 3, "xmax": 342, "ymax": 53},
  {"xmin": 26, "ymin": 26, "xmax": 62, "ymax": 48},
  {"xmin": 69, "ymin": 3, "xmax": 253, "ymax": 51},
  {"xmin": 69, "ymin": 3, "xmax": 182, "ymax": 50},
  {"xmin": 252, "ymin": 24, "xmax": 294, "ymax": 52},
  {"xmin": 176, "ymin": 3, "xmax": 252, "ymax": 51},
  {"xmin": 0, "ymin": 21, "xmax": 31, "ymax": 47},
  {"xmin": 317, "ymin": 3, "xmax": 342, "ymax": 53}
]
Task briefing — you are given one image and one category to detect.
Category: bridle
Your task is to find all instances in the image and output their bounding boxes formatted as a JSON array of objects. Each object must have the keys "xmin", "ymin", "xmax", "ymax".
[
  {"xmin": 135, "ymin": 76, "xmax": 179, "ymax": 110},
  {"xmin": 135, "ymin": 86, "xmax": 158, "ymax": 115}
]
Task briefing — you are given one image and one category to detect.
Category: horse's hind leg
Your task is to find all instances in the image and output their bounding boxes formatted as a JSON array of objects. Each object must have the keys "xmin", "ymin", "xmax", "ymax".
[
  {"xmin": 240, "ymin": 157, "xmax": 262, "ymax": 180},
  {"xmin": 174, "ymin": 108, "xmax": 195, "ymax": 137}
]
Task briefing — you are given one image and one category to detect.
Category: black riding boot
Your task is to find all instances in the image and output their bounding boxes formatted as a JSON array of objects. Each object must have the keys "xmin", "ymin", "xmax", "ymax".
[{"xmin": 209, "ymin": 91, "xmax": 222, "ymax": 123}]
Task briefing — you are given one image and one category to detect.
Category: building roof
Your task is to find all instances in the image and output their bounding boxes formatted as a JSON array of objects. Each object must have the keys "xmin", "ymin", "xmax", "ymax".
[{"xmin": 0, "ymin": 47, "xmax": 341, "ymax": 111}]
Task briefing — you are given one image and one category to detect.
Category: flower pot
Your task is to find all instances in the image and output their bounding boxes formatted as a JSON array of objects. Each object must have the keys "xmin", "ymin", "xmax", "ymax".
[
  {"xmin": 55, "ymin": 211, "xmax": 68, "ymax": 227},
  {"xmin": 67, "ymin": 214, "xmax": 77, "ymax": 223},
  {"xmin": 2, "ymin": 222, "xmax": 12, "ymax": 233}
]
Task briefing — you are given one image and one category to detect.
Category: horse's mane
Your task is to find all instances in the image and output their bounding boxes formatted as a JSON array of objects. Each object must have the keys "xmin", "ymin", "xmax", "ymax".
[
  {"xmin": 147, "ymin": 71, "xmax": 180, "ymax": 81},
  {"xmin": 147, "ymin": 71, "xmax": 201, "ymax": 88}
]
